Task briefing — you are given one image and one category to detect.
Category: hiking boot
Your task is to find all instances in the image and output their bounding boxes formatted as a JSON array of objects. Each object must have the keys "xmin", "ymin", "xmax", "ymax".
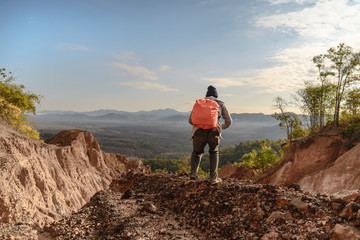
[
  {"xmin": 184, "ymin": 177, "xmax": 196, "ymax": 185},
  {"xmin": 211, "ymin": 177, "xmax": 222, "ymax": 185}
]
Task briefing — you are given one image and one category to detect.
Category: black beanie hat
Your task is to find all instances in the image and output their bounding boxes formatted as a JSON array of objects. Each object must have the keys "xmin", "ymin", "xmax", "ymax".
[{"xmin": 206, "ymin": 85, "xmax": 218, "ymax": 98}]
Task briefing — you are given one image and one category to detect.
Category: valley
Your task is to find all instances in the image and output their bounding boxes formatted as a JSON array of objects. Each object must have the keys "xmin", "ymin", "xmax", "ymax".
[{"xmin": 30, "ymin": 109, "xmax": 285, "ymax": 159}]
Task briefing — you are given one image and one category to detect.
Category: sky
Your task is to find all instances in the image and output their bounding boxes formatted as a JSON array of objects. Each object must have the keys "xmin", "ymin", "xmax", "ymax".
[{"xmin": 1, "ymin": 0, "xmax": 360, "ymax": 114}]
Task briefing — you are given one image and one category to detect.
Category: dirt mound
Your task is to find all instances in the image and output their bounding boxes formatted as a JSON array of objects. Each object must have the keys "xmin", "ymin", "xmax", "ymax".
[
  {"xmin": 219, "ymin": 164, "xmax": 254, "ymax": 180},
  {"xmin": 43, "ymin": 173, "xmax": 360, "ymax": 240},
  {"xmin": 298, "ymin": 142, "xmax": 360, "ymax": 194},
  {"xmin": 257, "ymin": 134, "xmax": 360, "ymax": 194},
  {"xmin": 0, "ymin": 122, "xmax": 149, "ymax": 231},
  {"xmin": 257, "ymin": 135, "xmax": 344, "ymax": 186}
]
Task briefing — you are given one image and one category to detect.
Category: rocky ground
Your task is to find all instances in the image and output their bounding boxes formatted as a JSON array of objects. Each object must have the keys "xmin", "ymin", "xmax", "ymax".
[
  {"xmin": 41, "ymin": 190, "xmax": 206, "ymax": 240},
  {"xmin": 42, "ymin": 173, "xmax": 360, "ymax": 239},
  {"xmin": 1, "ymin": 172, "xmax": 360, "ymax": 239}
]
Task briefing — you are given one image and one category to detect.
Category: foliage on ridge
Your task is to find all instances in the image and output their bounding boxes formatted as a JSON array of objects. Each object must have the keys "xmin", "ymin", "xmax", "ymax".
[
  {"xmin": 143, "ymin": 139, "xmax": 284, "ymax": 175},
  {"xmin": 272, "ymin": 43, "xmax": 360, "ymax": 141},
  {"xmin": 0, "ymin": 68, "xmax": 41, "ymax": 139}
]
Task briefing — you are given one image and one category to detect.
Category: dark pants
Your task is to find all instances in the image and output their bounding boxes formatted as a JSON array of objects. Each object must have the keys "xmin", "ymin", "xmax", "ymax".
[{"xmin": 190, "ymin": 128, "xmax": 220, "ymax": 181}]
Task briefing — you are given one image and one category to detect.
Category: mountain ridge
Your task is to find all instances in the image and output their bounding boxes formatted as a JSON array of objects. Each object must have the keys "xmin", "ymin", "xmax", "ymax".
[
  {"xmin": 36, "ymin": 108, "xmax": 188, "ymax": 116},
  {"xmin": 33, "ymin": 109, "xmax": 278, "ymax": 125},
  {"xmin": 36, "ymin": 108, "xmax": 275, "ymax": 117}
]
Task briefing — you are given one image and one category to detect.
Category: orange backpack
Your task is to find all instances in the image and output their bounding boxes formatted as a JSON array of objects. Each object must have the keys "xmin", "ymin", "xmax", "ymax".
[{"xmin": 191, "ymin": 98, "xmax": 219, "ymax": 129}]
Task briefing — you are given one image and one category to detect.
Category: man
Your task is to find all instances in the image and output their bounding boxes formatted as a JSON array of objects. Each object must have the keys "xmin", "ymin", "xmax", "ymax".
[{"xmin": 188, "ymin": 85, "xmax": 232, "ymax": 184}]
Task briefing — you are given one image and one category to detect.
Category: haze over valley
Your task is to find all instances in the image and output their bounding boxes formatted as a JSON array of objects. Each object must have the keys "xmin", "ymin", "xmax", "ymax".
[{"xmin": 30, "ymin": 109, "xmax": 285, "ymax": 159}]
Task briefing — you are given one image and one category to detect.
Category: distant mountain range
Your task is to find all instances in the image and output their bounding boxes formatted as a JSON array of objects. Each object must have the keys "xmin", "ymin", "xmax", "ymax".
[
  {"xmin": 30, "ymin": 109, "xmax": 285, "ymax": 159},
  {"xmin": 37, "ymin": 108, "xmax": 181, "ymax": 117},
  {"xmin": 33, "ymin": 109, "xmax": 278, "ymax": 125}
]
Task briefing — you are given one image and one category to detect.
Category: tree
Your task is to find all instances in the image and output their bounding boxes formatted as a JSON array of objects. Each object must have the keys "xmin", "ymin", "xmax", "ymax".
[
  {"xmin": 0, "ymin": 68, "xmax": 41, "ymax": 139},
  {"xmin": 219, "ymin": 139, "xmax": 283, "ymax": 167},
  {"xmin": 295, "ymin": 84, "xmax": 320, "ymax": 131},
  {"xmin": 314, "ymin": 43, "xmax": 360, "ymax": 126},
  {"xmin": 312, "ymin": 55, "xmax": 335, "ymax": 129},
  {"xmin": 272, "ymin": 97, "xmax": 290, "ymax": 139},
  {"xmin": 295, "ymin": 82, "xmax": 335, "ymax": 132},
  {"xmin": 241, "ymin": 144, "xmax": 282, "ymax": 170},
  {"xmin": 344, "ymin": 87, "xmax": 360, "ymax": 116},
  {"xmin": 272, "ymin": 96, "xmax": 303, "ymax": 141}
]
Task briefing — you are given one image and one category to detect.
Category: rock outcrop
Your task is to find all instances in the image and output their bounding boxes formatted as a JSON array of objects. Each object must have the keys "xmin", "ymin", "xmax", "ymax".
[
  {"xmin": 256, "ymin": 134, "xmax": 359, "ymax": 194},
  {"xmin": 219, "ymin": 132, "xmax": 360, "ymax": 195},
  {"xmin": 298, "ymin": 143, "xmax": 360, "ymax": 194},
  {"xmin": 257, "ymin": 135, "xmax": 345, "ymax": 188},
  {"xmin": 0, "ymin": 122, "xmax": 150, "ymax": 228}
]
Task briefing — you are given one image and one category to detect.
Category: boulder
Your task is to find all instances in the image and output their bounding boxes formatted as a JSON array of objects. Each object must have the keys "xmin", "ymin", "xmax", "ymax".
[{"xmin": 331, "ymin": 224, "xmax": 360, "ymax": 240}]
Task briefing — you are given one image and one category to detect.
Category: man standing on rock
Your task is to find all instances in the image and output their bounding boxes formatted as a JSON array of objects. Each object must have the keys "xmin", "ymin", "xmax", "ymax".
[{"xmin": 187, "ymin": 85, "xmax": 232, "ymax": 184}]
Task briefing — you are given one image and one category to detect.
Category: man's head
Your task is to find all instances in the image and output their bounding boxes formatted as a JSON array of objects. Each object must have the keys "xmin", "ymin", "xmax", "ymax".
[{"xmin": 206, "ymin": 85, "xmax": 218, "ymax": 98}]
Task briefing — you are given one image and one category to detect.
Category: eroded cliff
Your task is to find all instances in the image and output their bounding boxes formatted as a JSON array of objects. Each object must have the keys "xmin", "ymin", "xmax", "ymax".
[
  {"xmin": 257, "ymin": 133, "xmax": 360, "ymax": 194},
  {"xmin": 0, "ymin": 122, "xmax": 149, "ymax": 228}
]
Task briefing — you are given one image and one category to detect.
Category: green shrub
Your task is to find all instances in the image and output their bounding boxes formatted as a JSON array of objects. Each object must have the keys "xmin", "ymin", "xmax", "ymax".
[
  {"xmin": 344, "ymin": 122, "xmax": 360, "ymax": 137},
  {"xmin": 0, "ymin": 68, "xmax": 41, "ymax": 139},
  {"xmin": 241, "ymin": 144, "xmax": 283, "ymax": 170}
]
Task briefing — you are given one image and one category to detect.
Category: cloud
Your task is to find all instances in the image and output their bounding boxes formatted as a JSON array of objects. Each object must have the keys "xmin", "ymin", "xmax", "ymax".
[
  {"xmin": 264, "ymin": 0, "xmax": 317, "ymax": 5},
  {"xmin": 54, "ymin": 42, "xmax": 90, "ymax": 51},
  {"xmin": 202, "ymin": 77, "xmax": 249, "ymax": 88},
  {"xmin": 222, "ymin": 93, "xmax": 234, "ymax": 97},
  {"xmin": 202, "ymin": 43, "xmax": 327, "ymax": 93},
  {"xmin": 158, "ymin": 65, "xmax": 171, "ymax": 71},
  {"xmin": 251, "ymin": 64, "xmax": 311, "ymax": 93},
  {"xmin": 112, "ymin": 62, "xmax": 158, "ymax": 81},
  {"xmin": 112, "ymin": 51, "xmax": 139, "ymax": 63},
  {"xmin": 111, "ymin": 54, "xmax": 178, "ymax": 92},
  {"xmin": 200, "ymin": 0, "xmax": 223, "ymax": 5},
  {"xmin": 239, "ymin": 0, "xmax": 360, "ymax": 93},
  {"xmin": 256, "ymin": 0, "xmax": 360, "ymax": 41},
  {"xmin": 118, "ymin": 81, "xmax": 179, "ymax": 92}
]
